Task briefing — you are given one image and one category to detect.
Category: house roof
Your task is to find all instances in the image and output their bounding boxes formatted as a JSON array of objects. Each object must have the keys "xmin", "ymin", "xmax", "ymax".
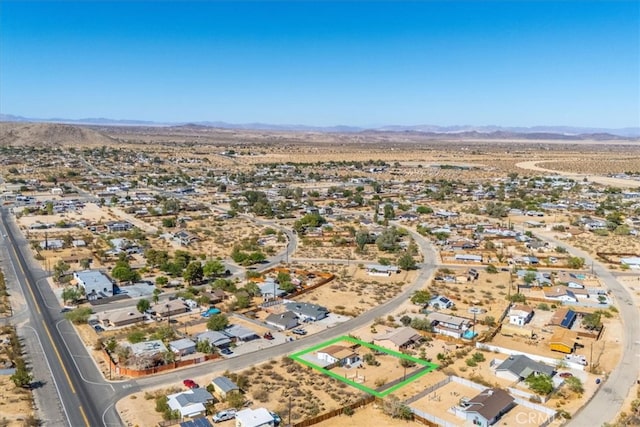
[
  {"xmin": 284, "ymin": 302, "xmax": 328, "ymax": 318},
  {"xmin": 550, "ymin": 329, "xmax": 578, "ymax": 347},
  {"xmin": 427, "ymin": 312, "xmax": 468, "ymax": 327},
  {"xmin": 509, "ymin": 304, "xmax": 533, "ymax": 317},
  {"xmin": 104, "ymin": 308, "xmax": 145, "ymax": 325},
  {"xmin": 550, "ymin": 308, "xmax": 572, "ymax": 326},
  {"xmin": 374, "ymin": 327, "xmax": 422, "ymax": 347},
  {"xmin": 318, "ymin": 345, "xmax": 357, "ymax": 360},
  {"xmin": 496, "ymin": 355, "xmax": 555, "ymax": 378},
  {"xmin": 169, "ymin": 338, "xmax": 196, "ymax": 351},
  {"xmin": 129, "ymin": 340, "xmax": 167, "ymax": 357},
  {"xmin": 235, "ymin": 407, "xmax": 273, "ymax": 427},
  {"xmin": 211, "ymin": 376, "xmax": 239, "ymax": 393},
  {"xmin": 224, "ymin": 324, "xmax": 258, "ymax": 340},
  {"xmin": 465, "ymin": 388, "xmax": 514, "ymax": 421},
  {"xmin": 196, "ymin": 330, "xmax": 231, "ymax": 346},
  {"xmin": 168, "ymin": 389, "xmax": 213, "ymax": 417},
  {"xmin": 265, "ymin": 311, "xmax": 298, "ymax": 327}
]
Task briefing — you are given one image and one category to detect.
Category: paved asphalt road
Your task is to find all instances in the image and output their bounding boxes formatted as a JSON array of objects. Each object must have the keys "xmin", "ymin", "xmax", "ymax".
[
  {"xmin": 536, "ymin": 232, "xmax": 640, "ymax": 426},
  {"xmin": 1, "ymin": 208, "xmax": 123, "ymax": 427}
]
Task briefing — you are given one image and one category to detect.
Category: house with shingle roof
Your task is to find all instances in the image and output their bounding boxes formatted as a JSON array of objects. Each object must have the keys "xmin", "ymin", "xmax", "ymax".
[
  {"xmin": 494, "ymin": 355, "xmax": 555, "ymax": 382},
  {"xmin": 453, "ymin": 388, "xmax": 515, "ymax": 427},
  {"xmin": 167, "ymin": 388, "xmax": 214, "ymax": 418}
]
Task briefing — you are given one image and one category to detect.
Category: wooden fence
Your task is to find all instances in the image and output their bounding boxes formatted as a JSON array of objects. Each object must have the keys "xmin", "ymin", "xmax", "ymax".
[
  {"xmin": 291, "ymin": 395, "xmax": 377, "ymax": 427},
  {"xmin": 103, "ymin": 350, "xmax": 219, "ymax": 378}
]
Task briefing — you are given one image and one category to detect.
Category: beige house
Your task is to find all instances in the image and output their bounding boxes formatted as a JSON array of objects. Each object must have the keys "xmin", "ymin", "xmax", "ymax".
[
  {"xmin": 373, "ymin": 327, "xmax": 422, "ymax": 351},
  {"xmin": 101, "ymin": 308, "xmax": 145, "ymax": 328}
]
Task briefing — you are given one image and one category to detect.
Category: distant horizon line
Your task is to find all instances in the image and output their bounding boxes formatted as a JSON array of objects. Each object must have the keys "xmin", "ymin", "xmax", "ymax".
[{"xmin": 1, "ymin": 113, "xmax": 639, "ymax": 137}]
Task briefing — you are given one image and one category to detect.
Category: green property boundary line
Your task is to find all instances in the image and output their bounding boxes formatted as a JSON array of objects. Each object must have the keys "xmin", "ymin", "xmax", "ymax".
[{"xmin": 289, "ymin": 335, "xmax": 438, "ymax": 398}]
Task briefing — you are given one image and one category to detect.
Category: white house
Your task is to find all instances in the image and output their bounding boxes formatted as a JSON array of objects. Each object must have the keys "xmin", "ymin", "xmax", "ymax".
[
  {"xmin": 73, "ymin": 270, "xmax": 113, "ymax": 300},
  {"xmin": 508, "ymin": 305, "xmax": 534, "ymax": 326},
  {"xmin": 167, "ymin": 388, "xmax": 214, "ymax": 418},
  {"xmin": 235, "ymin": 407, "xmax": 275, "ymax": 427},
  {"xmin": 316, "ymin": 345, "xmax": 360, "ymax": 367}
]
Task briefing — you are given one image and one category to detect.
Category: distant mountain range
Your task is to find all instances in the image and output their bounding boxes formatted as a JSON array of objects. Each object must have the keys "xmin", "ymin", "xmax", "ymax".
[{"xmin": 1, "ymin": 113, "xmax": 638, "ymax": 138}]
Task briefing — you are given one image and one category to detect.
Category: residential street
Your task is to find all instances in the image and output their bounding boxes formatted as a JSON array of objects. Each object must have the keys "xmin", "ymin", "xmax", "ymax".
[{"xmin": 536, "ymin": 232, "xmax": 640, "ymax": 426}]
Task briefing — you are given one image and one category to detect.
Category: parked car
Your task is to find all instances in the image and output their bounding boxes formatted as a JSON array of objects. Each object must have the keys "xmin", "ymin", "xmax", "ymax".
[
  {"xmin": 60, "ymin": 307, "xmax": 72, "ymax": 313},
  {"xmin": 559, "ymin": 372, "xmax": 573, "ymax": 378},
  {"xmin": 292, "ymin": 328, "xmax": 307, "ymax": 335},
  {"xmin": 213, "ymin": 409, "xmax": 237, "ymax": 423},
  {"xmin": 183, "ymin": 379, "xmax": 198, "ymax": 389},
  {"xmin": 263, "ymin": 332, "xmax": 274, "ymax": 340},
  {"xmin": 220, "ymin": 347, "xmax": 233, "ymax": 355},
  {"xmin": 93, "ymin": 325, "xmax": 105, "ymax": 333},
  {"xmin": 270, "ymin": 411, "xmax": 282, "ymax": 425}
]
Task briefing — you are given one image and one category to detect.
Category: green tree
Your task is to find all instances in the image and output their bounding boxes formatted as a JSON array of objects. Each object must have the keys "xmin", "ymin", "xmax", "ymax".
[
  {"xmin": 203, "ymin": 259, "xmax": 226, "ymax": 278},
  {"xmin": 397, "ymin": 253, "xmax": 417, "ymax": 270},
  {"xmin": 155, "ymin": 276, "xmax": 168, "ymax": 287},
  {"xmin": 582, "ymin": 312, "xmax": 602, "ymax": 330},
  {"xmin": 136, "ymin": 298, "xmax": 151, "ymax": 314},
  {"xmin": 410, "ymin": 290, "xmax": 431, "ymax": 305},
  {"xmin": 523, "ymin": 271, "xmax": 537, "ymax": 285},
  {"xmin": 162, "ymin": 217, "xmax": 176, "ymax": 228},
  {"xmin": 207, "ymin": 313, "xmax": 229, "ymax": 331},
  {"xmin": 53, "ymin": 260, "xmax": 70, "ymax": 283},
  {"xmin": 61, "ymin": 286, "xmax": 81, "ymax": 304},
  {"xmin": 355, "ymin": 230, "xmax": 371, "ymax": 252},
  {"xmin": 64, "ymin": 307, "xmax": 93, "ymax": 324},
  {"xmin": 183, "ymin": 261, "xmax": 204, "ymax": 285},
  {"xmin": 244, "ymin": 282, "xmax": 261, "ymax": 297},
  {"xmin": 525, "ymin": 374, "xmax": 554, "ymax": 395},
  {"xmin": 196, "ymin": 339, "xmax": 212, "ymax": 354},
  {"xmin": 376, "ymin": 227, "xmax": 400, "ymax": 252},
  {"xmin": 152, "ymin": 288, "xmax": 161, "ymax": 304},
  {"xmin": 10, "ymin": 364, "xmax": 33, "ymax": 388},
  {"xmin": 383, "ymin": 203, "xmax": 395, "ymax": 220},
  {"xmin": 486, "ymin": 264, "xmax": 498, "ymax": 274},
  {"xmin": 127, "ymin": 331, "xmax": 146, "ymax": 344},
  {"xmin": 565, "ymin": 376, "xmax": 584, "ymax": 394},
  {"xmin": 567, "ymin": 256, "xmax": 585, "ymax": 269}
]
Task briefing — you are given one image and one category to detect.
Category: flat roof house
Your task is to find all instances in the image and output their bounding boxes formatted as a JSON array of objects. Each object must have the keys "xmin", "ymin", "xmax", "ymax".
[
  {"xmin": 366, "ymin": 264, "xmax": 400, "ymax": 276},
  {"xmin": 235, "ymin": 407, "xmax": 275, "ymax": 427},
  {"xmin": 73, "ymin": 270, "xmax": 113, "ymax": 300},
  {"xmin": 129, "ymin": 340, "xmax": 168, "ymax": 358}
]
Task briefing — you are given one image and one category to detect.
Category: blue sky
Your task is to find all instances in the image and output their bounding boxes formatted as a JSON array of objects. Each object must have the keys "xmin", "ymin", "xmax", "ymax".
[{"xmin": 1, "ymin": 1, "xmax": 638, "ymax": 128}]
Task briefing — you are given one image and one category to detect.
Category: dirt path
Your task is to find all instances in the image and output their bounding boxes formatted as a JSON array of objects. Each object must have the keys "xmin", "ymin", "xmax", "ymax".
[{"xmin": 516, "ymin": 160, "xmax": 640, "ymax": 188}]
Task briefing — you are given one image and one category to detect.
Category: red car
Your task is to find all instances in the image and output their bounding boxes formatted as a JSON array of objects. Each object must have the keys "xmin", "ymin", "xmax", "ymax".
[
  {"xmin": 263, "ymin": 332, "xmax": 274, "ymax": 340},
  {"xmin": 559, "ymin": 372, "xmax": 573, "ymax": 378},
  {"xmin": 183, "ymin": 379, "xmax": 198, "ymax": 389}
]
